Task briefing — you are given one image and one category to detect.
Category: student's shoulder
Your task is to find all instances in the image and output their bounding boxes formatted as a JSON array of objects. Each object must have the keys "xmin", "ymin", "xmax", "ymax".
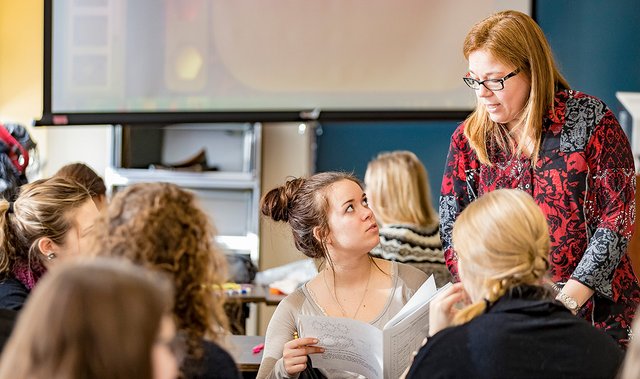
[
  {"xmin": 272, "ymin": 285, "xmax": 308, "ymax": 314},
  {"xmin": 0, "ymin": 277, "xmax": 28, "ymax": 311}
]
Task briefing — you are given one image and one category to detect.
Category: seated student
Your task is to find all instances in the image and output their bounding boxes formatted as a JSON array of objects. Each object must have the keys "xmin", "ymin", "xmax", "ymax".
[
  {"xmin": 257, "ymin": 172, "xmax": 427, "ymax": 379},
  {"xmin": 0, "ymin": 258, "xmax": 179, "ymax": 379},
  {"xmin": 54, "ymin": 162, "xmax": 108, "ymax": 211},
  {"xmin": 405, "ymin": 189, "xmax": 623, "ymax": 379},
  {"xmin": 88, "ymin": 182, "xmax": 241, "ymax": 379},
  {"xmin": 0, "ymin": 177, "xmax": 99, "ymax": 310},
  {"xmin": 619, "ymin": 306, "xmax": 640, "ymax": 378},
  {"xmin": 364, "ymin": 151, "xmax": 449, "ymax": 287},
  {"xmin": 0, "ymin": 309, "xmax": 16, "ymax": 354}
]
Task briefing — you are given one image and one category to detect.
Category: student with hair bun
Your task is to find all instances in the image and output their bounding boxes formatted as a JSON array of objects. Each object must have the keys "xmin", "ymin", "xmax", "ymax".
[
  {"xmin": 257, "ymin": 172, "xmax": 427, "ymax": 379},
  {"xmin": 0, "ymin": 177, "xmax": 98, "ymax": 310},
  {"xmin": 405, "ymin": 189, "xmax": 623, "ymax": 379}
]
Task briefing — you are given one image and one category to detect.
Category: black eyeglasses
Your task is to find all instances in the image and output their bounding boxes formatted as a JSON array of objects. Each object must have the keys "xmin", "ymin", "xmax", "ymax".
[{"xmin": 463, "ymin": 69, "xmax": 520, "ymax": 91}]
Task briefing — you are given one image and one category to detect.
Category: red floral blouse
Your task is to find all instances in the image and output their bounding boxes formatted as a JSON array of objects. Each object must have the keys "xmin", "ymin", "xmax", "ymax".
[{"xmin": 440, "ymin": 90, "xmax": 638, "ymax": 306}]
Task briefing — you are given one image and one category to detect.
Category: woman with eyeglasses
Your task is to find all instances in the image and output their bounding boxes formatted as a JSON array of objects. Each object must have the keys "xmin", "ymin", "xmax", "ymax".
[{"xmin": 440, "ymin": 10, "xmax": 640, "ymax": 348}]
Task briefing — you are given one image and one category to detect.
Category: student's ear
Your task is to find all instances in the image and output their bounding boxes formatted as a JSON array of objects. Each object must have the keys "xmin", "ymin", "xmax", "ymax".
[
  {"xmin": 313, "ymin": 226, "xmax": 331, "ymax": 245},
  {"xmin": 37, "ymin": 237, "xmax": 59, "ymax": 259}
]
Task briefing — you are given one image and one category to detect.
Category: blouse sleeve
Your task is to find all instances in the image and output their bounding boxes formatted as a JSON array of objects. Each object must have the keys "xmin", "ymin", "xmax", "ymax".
[
  {"xmin": 439, "ymin": 125, "xmax": 478, "ymax": 281},
  {"xmin": 256, "ymin": 292, "xmax": 304, "ymax": 379},
  {"xmin": 572, "ymin": 105, "xmax": 636, "ymax": 299}
]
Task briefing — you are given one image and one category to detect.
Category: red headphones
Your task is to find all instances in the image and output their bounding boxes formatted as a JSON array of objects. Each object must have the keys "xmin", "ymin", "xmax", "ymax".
[{"xmin": 0, "ymin": 123, "xmax": 30, "ymax": 174}]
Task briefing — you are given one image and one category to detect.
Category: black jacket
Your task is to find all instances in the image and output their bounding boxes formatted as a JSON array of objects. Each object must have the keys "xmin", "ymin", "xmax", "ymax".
[
  {"xmin": 0, "ymin": 277, "xmax": 29, "ymax": 311},
  {"xmin": 182, "ymin": 340, "xmax": 242, "ymax": 379},
  {"xmin": 406, "ymin": 286, "xmax": 623, "ymax": 379}
]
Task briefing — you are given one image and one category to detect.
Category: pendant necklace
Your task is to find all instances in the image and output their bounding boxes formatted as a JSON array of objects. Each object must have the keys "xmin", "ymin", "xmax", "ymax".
[{"xmin": 323, "ymin": 259, "xmax": 372, "ymax": 319}]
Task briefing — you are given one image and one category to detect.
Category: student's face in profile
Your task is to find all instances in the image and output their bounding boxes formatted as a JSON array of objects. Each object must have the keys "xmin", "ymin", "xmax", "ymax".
[
  {"xmin": 467, "ymin": 49, "xmax": 531, "ymax": 130},
  {"xmin": 56, "ymin": 199, "xmax": 100, "ymax": 259},
  {"xmin": 152, "ymin": 316, "xmax": 179, "ymax": 379},
  {"xmin": 324, "ymin": 179, "xmax": 380, "ymax": 257}
]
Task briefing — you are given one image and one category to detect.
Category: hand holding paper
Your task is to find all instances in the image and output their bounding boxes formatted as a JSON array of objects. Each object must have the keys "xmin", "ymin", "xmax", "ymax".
[
  {"xmin": 283, "ymin": 335, "xmax": 324, "ymax": 375},
  {"xmin": 428, "ymin": 282, "xmax": 468, "ymax": 336}
]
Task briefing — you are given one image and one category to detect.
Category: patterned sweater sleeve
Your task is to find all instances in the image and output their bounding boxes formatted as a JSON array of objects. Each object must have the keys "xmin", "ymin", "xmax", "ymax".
[
  {"xmin": 439, "ymin": 125, "xmax": 477, "ymax": 281},
  {"xmin": 572, "ymin": 103, "xmax": 636, "ymax": 299}
]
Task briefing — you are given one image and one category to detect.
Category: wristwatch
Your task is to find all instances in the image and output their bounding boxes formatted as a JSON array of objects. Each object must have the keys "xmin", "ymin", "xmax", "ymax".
[{"xmin": 556, "ymin": 292, "xmax": 580, "ymax": 313}]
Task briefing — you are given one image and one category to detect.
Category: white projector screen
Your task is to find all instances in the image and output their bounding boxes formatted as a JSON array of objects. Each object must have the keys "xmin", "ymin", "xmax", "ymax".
[{"xmin": 48, "ymin": 0, "xmax": 531, "ymax": 118}]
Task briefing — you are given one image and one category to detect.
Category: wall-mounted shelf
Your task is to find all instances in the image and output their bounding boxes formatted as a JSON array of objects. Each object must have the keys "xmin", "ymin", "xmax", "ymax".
[{"xmin": 106, "ymin": 122, "xmax": 262, "ymax": 264}]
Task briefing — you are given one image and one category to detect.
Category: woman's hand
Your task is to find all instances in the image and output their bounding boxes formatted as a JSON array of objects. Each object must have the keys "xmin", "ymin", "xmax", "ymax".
[
  {"xmin": 428, "ymin": 282, "xmax": 467, "ymax": 337},
  {"xmin": 282, "ymin": 337, "xmax": 324, "ymax": 375}
]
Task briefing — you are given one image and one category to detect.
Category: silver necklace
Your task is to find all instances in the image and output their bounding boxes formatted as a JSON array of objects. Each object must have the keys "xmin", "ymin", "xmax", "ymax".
[{"xmin": 323, "ymin": 260, "xmax": 372, "ymax": 319}]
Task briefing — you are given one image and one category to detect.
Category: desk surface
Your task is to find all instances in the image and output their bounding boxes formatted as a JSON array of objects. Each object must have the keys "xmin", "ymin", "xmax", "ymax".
[
  {"xmin": 226, "ymin": 284, "xmax": 286, "ymax": 305},
  {"xmin": 230, "ymin": 335, "xmax": 265, "ymax": 373}
]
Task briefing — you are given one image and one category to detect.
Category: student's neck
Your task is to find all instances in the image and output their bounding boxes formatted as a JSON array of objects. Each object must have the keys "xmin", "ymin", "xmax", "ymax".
[{"xmin": 326, "ymin": 254, "xmax": 373, "ymax": 285}]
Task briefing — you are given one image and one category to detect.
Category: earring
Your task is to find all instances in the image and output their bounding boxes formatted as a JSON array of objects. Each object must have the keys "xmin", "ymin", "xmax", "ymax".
[{"xmin": 46, "ymin": 252, "xmax": 57, "ymax": 261}]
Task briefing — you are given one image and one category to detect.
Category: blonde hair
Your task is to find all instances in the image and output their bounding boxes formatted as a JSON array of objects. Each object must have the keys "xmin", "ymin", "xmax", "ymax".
[
  {"xmin": 0, "ymin": 258, "xmax": 173, "ymax": 379},
  {"xmin": 620, "ymin": 307, "xmax": 640, "ymax": 379},
  {"xmin": 0, "ymin": 177, "xmax": 92, "ymax": 275},
  {"xmin": 462, "ymin": 10, "xmax": 570, "ymax": 165},
  {"xmin": 451, "ymin": 189, "xmax": 550, "ymax": 325},
  {"xmin": 364, "ymin": 151, "xmax": 437, "ymax": 226},
  {"xmin": 89, "ymin": 182, "xmax": 229, "ymax": 361}
]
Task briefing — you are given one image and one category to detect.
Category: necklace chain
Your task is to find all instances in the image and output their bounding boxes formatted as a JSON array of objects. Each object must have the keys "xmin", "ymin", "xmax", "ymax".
[{"xmin": 323, "ymin": 259, "xmax": 372, "ymax": 319}]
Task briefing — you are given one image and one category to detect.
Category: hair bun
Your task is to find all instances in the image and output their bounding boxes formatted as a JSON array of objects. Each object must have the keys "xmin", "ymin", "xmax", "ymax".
[{"xmin": 260, "ymin": 178, "xmax": 305, "ymax": 222}]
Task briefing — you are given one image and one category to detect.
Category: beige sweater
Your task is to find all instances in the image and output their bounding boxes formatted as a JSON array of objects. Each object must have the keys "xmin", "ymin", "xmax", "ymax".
[{"xmin": 256, "ymin": 262, "xmax": 427, "ymax": 379}]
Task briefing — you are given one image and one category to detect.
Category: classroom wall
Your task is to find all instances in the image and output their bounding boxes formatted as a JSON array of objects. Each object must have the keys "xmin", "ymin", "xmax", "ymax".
[
  {"xmin": 537, "ymin": 0, "xmax": 640, "ymax": 112},
  {"xmin": 316, "ymin": 121, "xmax": 460, "ymax": 206},
  {"xmin": 316, "ymin": 1, "xmax": 640, "ymax": 196},
  {"xmin": 0, "ymin": 0, "xmax": 47, "ymax": 174},
  {"xmin": 0, "ymin": 1, "xmax": 110, "ymax": 177}
]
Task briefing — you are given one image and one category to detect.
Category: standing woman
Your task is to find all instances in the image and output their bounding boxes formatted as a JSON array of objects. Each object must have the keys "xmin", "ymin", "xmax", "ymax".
[
  {"xmin": 440, "ymin": 9, "xmax": 640, "ymax": 346},
  {"xmin": 0, "ymin": 177, "xmax": 99, "ymax": 310},
  {"xmin": 257, "ymin": 172, "xmax": 426, "ymax": 379},
  {"xmin": 365, "ymin": 151, "xmax": 449, "ymax": 287}
]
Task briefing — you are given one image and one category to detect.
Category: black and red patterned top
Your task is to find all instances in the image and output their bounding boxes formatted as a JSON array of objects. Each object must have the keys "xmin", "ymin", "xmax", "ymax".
[{"xmin": 440, "ymin": 89, "xmax": 638, "ymax": 305}]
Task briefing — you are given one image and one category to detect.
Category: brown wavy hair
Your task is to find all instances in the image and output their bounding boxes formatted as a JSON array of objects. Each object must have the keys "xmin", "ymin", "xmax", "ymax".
[{"xmin": 88, "ymin": 182, "xmax": 229, "ymax": 361}]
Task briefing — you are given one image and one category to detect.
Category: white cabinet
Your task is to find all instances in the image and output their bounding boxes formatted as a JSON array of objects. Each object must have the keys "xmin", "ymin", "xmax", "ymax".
[{"xmin": 106, "ymin": 122, "xmax": 262, "ymax": 264}]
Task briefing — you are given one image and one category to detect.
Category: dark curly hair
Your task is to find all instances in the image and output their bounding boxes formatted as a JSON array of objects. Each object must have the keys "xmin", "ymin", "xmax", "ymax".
[{"xmin": 88, "ymin": 182, "xmax": 229, "ymax": 363}]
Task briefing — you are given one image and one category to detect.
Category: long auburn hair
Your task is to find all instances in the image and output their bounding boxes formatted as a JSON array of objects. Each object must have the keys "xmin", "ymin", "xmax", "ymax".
[
  {"xmin": 0, "ymin": 258, "xmax": 173, "ymax": 379},
  {"xmin": 89, "ymin": 182, "xmax": 229, "ymax": 361},
  {"xmin": 462, "ymin": 10, "xmax": 569, "ymax": 165}
]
